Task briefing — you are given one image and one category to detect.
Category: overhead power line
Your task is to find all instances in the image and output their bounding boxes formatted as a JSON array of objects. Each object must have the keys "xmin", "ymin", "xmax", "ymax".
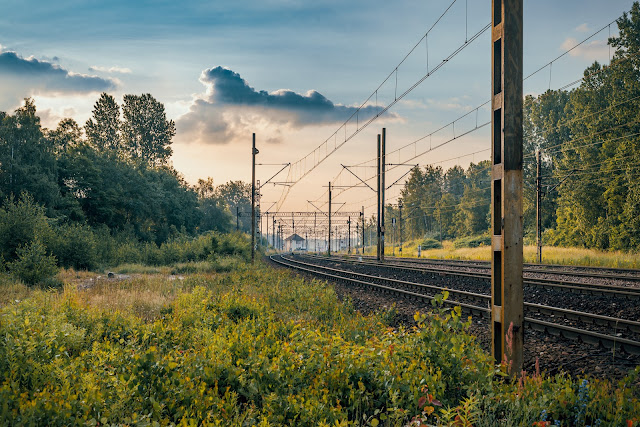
[{"xmin": 274, "ymin": 1, "xmax": 490, "ymax": 210}]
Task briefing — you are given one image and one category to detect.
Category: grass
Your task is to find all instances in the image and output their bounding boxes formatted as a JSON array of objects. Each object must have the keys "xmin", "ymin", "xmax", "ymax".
[
  {"xmin": 0, "ymin": 255, "xmax": 250, "ymax": 311},
  {"xmin": 350, "ymin": 239, "xmax": 640, "ymax": 269},
  {"xmin": 1, "ymin": 258, "xmax": 639, "ymax": 425}
]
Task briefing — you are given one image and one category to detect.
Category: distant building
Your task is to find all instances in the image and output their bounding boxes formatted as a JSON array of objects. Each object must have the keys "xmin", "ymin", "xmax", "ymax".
[{"xmin": 284, "ymin": 233, "xmax": 305, "ymax": 251}]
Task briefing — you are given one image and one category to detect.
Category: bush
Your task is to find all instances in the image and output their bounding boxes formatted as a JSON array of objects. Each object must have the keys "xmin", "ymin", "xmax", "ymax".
[
  {"xmin": 0, "ymin": 194, "xmax": 52, "ymax": 262},
  {"xmin": 421, "ymin": 237, "xmax": 443, "ymax": 249},
  {"xmin": 46, "ymin": 223, "xmax": 99, "ymax": 270},
  {"xmin": 453, "ymin": 234, "xmax": 491, "ymax": 248},
  {"xmin": 0, "ymin": 266, "xmax": 638, "ymax": 425},
  {"xmin": 8, "ymin": 240, "xmax": 59, "ymax": 285}
]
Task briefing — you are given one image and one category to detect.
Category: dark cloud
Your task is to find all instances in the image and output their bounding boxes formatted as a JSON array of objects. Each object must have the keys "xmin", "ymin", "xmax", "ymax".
[
  {"xmin": 0, "ymin": 51, "xmax": 115, "ymax": 93},
  {"xmin": 200, "ymin": 66, "xmax": 379, "ymax": 125},
  {"xmin": 177, "ymin": 66, "xmax": 384, "ymax": 145},
  {"xmin": 0, "ymin": 50, "xmax": 116, "ymax": 110}
]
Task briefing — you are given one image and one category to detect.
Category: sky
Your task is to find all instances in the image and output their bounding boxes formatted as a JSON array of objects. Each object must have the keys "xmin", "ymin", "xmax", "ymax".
[{"xmin": 0, "ymin": 0, "xmax": 636, "ymax": 214}]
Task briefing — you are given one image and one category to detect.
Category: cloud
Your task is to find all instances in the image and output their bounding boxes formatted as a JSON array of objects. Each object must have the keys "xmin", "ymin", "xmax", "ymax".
[
  {"xmin": 560, "ymin": 37, "xmax": 610, "ymax": 61},
  {"xmin": 89, "ymin": 65, "xmax": 132, "ymax": 74},
  {"xmin": 176, "ymin": 66, "xmax": 388, "ymax": 145},
  {"xmin": 575, "ymin": 23, "xmax": 590, "ymax": 33},
  {"xmin": 0, "ymin": 48, "xmax": 116, "ymax": 111}
]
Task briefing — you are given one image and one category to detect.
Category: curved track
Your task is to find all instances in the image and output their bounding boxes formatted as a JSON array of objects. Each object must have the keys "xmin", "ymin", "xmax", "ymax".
[
  {"xmin": 271, "ymin": 253, "xmax": 640, "ymax": 355},
  {"xmin": 305, "ymin": 254, "xmax": 640, "ymax": 299},
  {"xmin": 344, "ymin": 254, "xmax": 640, "ymax": 283}
]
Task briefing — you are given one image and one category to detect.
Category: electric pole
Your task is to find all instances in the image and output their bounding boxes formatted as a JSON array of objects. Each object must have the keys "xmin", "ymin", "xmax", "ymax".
[
  {"xmin": 392, "ymin": 217, "xmax": 396, "ymax": 256},
  {"xmin": 491, "ymin": 0, "xmax": 524, "ymax": 375},
  {"xmin": 348, "ymin": 217, "xmax": 351, "ymax": 254},
  {"xmin": 361, "ymin": 206, "xmax": 365, "ymax": 255},
  {"xmin": 251, "ymin": 133, "xmax": 258, "ymax": 263},
  {"xmin": 380, "ymin": 128, "xmax": 386, "ymax": 262},
  {"xmin": 398, "ymin": 200, "xmax": 403, "ymax": 255},
  {"xmin": 377, "ymin": 134, "xmax": 381, "ymax": 260},
  {"xmin": 328, "ymin": 182, "xmax": 332, "ymax": 256},
  {"xmin": 236, "ymin": 206, "xmax": 240, "ymax": 231},
  {"xmin": 537, "ymin": 149, "xmax": 542, "ymax": 263}
]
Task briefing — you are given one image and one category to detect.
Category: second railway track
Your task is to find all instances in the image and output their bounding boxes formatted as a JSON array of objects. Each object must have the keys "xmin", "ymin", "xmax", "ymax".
[
  {"xmin": 271, "ymin": 253, "xmax": 640, "ymax": 355},
  {"xmin": 304, "ymin": 253, "xmax": 640, "ymax": 299}
]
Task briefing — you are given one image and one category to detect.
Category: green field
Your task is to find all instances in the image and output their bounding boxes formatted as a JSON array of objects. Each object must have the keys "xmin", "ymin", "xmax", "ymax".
[{"xmin": 0, "ymin": 261, "xmax": 638, "ymax": 426}]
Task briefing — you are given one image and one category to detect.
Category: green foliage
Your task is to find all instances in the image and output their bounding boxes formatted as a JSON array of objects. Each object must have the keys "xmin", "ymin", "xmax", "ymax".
[
  {"xmin": 213, "ymin": 180, "xmax": 252, "ymax": 233},
  {"xmin": 121, "ymin": 93, "xmax": 175, "ymax": 166},
  {"xmin": 421, "ymin": 237, "xmax": 443, "ymax": 249},
  {"xmin": 453, "ymin": 234, "xmax": 491, "ymax": 248},
  {"xmin": 7, "ymin": 240, "xmax": 58, "ymax": 285},
  {"xmin": 45, "ymin": 223, "xmax": 99, "ymax": 270},
  {"xmin": 85, "ymin": 92, "xmax": 121, "ymax": 152},
  {"xmin": 393, "ymin": 1, "xmax": 640, "ymax": 254},
  {"xmin": 1, "ymin": 266, "xmax": 638, "ymax": 425},
  {"xmin": 0, "ymin": 193, "xmax": 52, "ymax": 262},
  {"xmin": 0, "ymin": 268, "xmax": 495, "ymax": 425},
  {"xmin": 0, "ymin": 99, "xmax": 61, "ymax": 211}
]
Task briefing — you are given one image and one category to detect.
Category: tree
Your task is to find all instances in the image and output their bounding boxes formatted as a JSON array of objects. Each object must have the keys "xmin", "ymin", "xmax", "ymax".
[
  {"xmin": 195, "ymin": 179, "xmax": 232, "ymax": 233},
  {"xmin": 453, "ymin": 161, "xmax": 491, "ymax": 236},
  {"xmin": 215, "ymin": 181, "xmax": 251, "ymax": 232},
  {"xmin": 0, "ymin": 99, "xmax": 60, "ymax": 211},
  {"xmin": 443, "ymin": 165, "xmax": 466, "ymax": 200},
  {"xmin": 85, "ymin": 93, "xmax": 121, "ymax": 152},
  {"xmin": 522, "ymin": 90, "xmax": 569, "ymax": 240},
  {"xmin": 48, "ymin": 118, "xmax": 83, "ymax": 154},
  {"xmin": 549, "ymin": 0, "xmax": 640, "ymax": 250},
  {"xmin": 121, "ymin": 94, "xmax": 175, "ymax": 166}
]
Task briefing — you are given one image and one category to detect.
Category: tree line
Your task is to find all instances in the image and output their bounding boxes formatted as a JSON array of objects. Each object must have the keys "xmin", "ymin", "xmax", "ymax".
[
  {"xmin": 386, "ymin": 3, "xmax": 640, "ymax": 251},
  {"xmin": 0, "ymin": 93, "xmax": 252, "ymax": 271}
]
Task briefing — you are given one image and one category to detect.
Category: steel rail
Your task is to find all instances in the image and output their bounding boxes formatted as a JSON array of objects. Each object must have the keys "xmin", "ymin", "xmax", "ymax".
[
  {"xmin": 270, "ymin": 254, "xmax": 640, "ymax": 355},
  {"xmin": 288, "ymin": 255, "xmax": 640, "ymax": 333},
  {"xmin": 303, "ymin": 254, "xmax": 640, "ymax": 299},
  {"xmin": 345, "ymin": 254, "xmax": 640, "ymax": 282}
]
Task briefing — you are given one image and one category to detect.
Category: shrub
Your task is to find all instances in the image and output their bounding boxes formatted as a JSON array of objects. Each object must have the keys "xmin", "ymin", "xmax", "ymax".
[
  {"xmin": 0, "ymin": 193, "xmax": 52, "ymax": 262},
  {"xmin": 8, "ymin": 240, "xmax": 59, "ymax": 285},
  {"xmin": 453, "ymin": 234, "xmax": 491, "ymax": 248},
  {"xmin": 421, "ymin": 237, "xmax": 443, "ymax": 249},
  {"xmin": 46, "ymin": 223, "xmax": 99, "ymax": 270}
]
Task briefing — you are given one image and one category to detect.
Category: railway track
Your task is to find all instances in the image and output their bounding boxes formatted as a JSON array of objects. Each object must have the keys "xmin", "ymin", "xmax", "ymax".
[
  {"xmin": 270, "ymin": 253, "xmax": 640, "ymax": 355},
  {"xmin": 302, "ymin": 253, "xmax": 640, "ymax": 300},
  {"xmin": 343, "ymin": 254, "xmax": 640, "ymax": 283}
]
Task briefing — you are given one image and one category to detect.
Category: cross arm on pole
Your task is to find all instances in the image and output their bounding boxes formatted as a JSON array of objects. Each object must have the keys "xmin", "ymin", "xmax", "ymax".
[
  {"xmin": 307, "ymin": 200, "xmax": 328, "ymax": 216},
  {"xmin": 341, "ymin": 164, "xmax": 376, "ymax": 192},
  {"xmin": 386, "ymin": 164, "xmax": 419, "ymax": 190},
  {"xmin": 260, "ymin": 163, "xmax": 291, "ymax": 188}
]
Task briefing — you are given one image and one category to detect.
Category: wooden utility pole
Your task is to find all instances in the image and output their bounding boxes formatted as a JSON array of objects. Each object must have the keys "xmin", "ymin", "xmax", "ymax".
[
  {"xmin": 328, "ymin": 182, "xmax": 332, "ymax": 256},
  {"xmin": 361, "ymin": 207, "xmax": 365, "ymax": 255},
  {"xmin": 265, "ymin": 212, "xmax": 268, "ymax": 248},
  {"xmin": 377, "ymin": 134, "xmax": 382, "ymax": 260},
  {"xmin": 491, "ymin": 0, "xmax": 524, "ymax": 375},
  {"xmin": 536, "ymin": 150, "xmax": 542, "ymax": 263},
  {"xmin": 348, "ymin": 217, "xmax": 351, "ymax": 254},
  {"xmin": 380, "ymin": 128, "xmax": 386, "ymax": 262},
  {"xmin": 251, "ymin": 133, "xmax": 257, "ymax": 263},
  {"xmin": 398, "ymin": 200, "xmax": 403, "ymax": 255},
  {"xmin": 236, "ymin": 206, "xmax": 240, "ymax": 230}
]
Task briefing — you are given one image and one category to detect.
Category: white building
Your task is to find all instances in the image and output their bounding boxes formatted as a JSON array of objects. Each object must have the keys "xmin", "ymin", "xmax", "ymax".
[{"xmin": 284, "ymin": 233, "xmax": 305, "ymax": 251}]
